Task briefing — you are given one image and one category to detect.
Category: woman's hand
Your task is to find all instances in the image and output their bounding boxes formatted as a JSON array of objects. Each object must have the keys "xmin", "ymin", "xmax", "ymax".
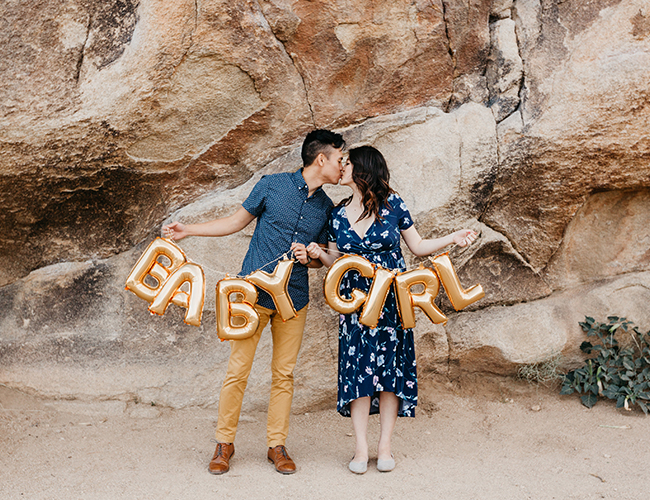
[
  {"xmin": 306, "ymin": 242, "xmax": 324, "ymax": 260},
  {"xmin": 453, "ymin": 229, "xmax": 478, "ymax": 248},
  {"xmin": 163, "ymin": 222, "xmax": 189, "ymax": 241},
  {"xmin": 290, "ymin": 242, "xmax": 310, "ymax": 265}
]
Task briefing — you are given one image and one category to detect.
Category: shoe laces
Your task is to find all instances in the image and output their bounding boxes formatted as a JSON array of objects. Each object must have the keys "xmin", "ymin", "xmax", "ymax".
[{"xmin": 211, "ymin": 439, "xmax": 230, "ymax": 458}]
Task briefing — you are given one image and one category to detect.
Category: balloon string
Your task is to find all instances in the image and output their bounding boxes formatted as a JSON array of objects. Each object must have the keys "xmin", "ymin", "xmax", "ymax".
[
  {"xmin": 166, "ymin": 237, "xmax": 472, "ymax": 280},
  {"xmin": 167, "ymin": 236, "xmax": 296, "ymax": 280},
  {"xmin": 315, "ymin": 235, "xmax": 473, "ymax": 260}
]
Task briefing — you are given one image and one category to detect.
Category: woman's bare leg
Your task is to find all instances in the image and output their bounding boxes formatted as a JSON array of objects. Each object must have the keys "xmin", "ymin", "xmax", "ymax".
[
  {"xmin": 349, "ymin": 396, "xmax": 371, "ymax": 462},
  {"xmin": 378, "ymin": 391, "xmax": 399, "ymax": 460}
]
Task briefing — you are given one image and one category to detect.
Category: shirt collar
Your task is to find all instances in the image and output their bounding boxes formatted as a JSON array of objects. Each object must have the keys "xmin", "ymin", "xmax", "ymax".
[{"xmin": 292, "ymin": 168, "xmax": 321, "ymax": 196}]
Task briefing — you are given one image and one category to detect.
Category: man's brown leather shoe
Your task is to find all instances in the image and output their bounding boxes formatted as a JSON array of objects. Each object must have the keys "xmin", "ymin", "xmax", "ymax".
[
  {"xmin": 208, "ymin": 442, "xmax": 234, "ymax": 475},
  {"xmin": 267, "ymin": 445, "xmax": 296, "ymax": 474}
]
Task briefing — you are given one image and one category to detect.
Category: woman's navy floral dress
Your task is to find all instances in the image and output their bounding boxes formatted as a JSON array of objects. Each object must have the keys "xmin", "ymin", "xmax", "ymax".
[{"xmin": 328, "ymin": 193, "xmax": 417, "ymax": 417}]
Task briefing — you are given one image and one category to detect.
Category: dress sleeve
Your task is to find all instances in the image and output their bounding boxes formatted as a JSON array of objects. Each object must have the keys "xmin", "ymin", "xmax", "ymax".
[
  {"xmin": 241, "ymin": 175, "xmax": 268, "ymax": 217},
  {"xmin": 327, "ymin": 208, "xmax": 337, "ymax": 242},
  {"xmin": 392, "ymin": 193, "xmax": 414, "ymax": 231}
]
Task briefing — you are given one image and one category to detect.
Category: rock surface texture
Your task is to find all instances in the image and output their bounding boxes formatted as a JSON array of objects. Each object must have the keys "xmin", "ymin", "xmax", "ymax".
[{"xmin": 1, "ymin": 0, "xmax": 649, "ymax": 410}]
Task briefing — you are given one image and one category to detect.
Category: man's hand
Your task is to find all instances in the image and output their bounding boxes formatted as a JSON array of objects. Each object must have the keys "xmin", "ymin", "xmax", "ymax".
[{"xmin": 290, "ymin": 242, "xmax": 310, "ymax": 265}]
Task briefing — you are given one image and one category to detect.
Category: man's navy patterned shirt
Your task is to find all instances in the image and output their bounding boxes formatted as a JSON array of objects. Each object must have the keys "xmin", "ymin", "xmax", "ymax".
[{"xmin": 240, "ymin": 169, "xmax": 333, "ymax": 311}]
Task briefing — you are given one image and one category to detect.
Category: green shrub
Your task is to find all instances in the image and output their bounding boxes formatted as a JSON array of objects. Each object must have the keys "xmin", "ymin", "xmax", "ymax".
[{"xmin": 560, "ymin": 316, "xmax": 650, "ymax": 414}]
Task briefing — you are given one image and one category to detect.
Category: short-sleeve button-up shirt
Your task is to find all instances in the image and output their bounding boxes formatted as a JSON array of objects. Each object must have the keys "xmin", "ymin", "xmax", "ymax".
[{"xmin": 241, "ymin": 169, "xmax": 333, "ymax": 311}]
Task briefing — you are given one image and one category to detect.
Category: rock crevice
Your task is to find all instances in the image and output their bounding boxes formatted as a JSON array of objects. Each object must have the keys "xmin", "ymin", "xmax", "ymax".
[
  {"xmin": 73, "ymin": 13, "xmax": 93, "ymax": 84},
  {"xmin": 257, "ymin": 2, "xmax": 316, "ymax": 127}
]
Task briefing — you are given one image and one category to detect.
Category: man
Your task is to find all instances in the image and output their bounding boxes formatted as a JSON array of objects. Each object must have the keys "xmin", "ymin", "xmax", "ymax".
[{"xmin": 163, "ymin": 130, "xmax": 345, "ymax": 475}]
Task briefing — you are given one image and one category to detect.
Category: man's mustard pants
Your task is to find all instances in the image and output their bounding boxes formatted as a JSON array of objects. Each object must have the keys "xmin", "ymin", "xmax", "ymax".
[{"xmin": 215, "ymin": 304, "xmax": 308, "ymax": 448}]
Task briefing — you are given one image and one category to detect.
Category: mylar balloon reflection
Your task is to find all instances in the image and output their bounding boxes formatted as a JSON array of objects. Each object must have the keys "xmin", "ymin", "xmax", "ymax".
[
  {"xmin": 125, "ymin": 238, "xmax": 299, "ymax": 340},
  {"xmin": 323, "ymin": 253, "xmax": 484, "ymax": 329},
  {"xmin": 216, "ymin": 278, "xmax": 260, "ymax": 340},
  {"xmin": 125, "ymin": 238, "xmax": 205, "ymax": 326},
  {"xmin": 126, "ymin": 240, "xmax": 483, "ymax": 338}
]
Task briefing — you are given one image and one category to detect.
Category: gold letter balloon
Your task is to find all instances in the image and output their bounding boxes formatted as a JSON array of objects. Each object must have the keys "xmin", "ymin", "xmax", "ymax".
[
  {"xmin": 126, "ymin": 240, "xmax": 484, "ymax": 335},
  {"xmin": 394, "ymin": 265, "xmax": 447, "ymax": 329},
  {"xmin": 216, "ymin": 278, "xmax": 260, "ymax": 341},
  {"xmin": 359, "ymin": 267, "xmax": 395, "ymax": 329},
  {"xmin": 429, "ymin": 253, "xmax": 485, "ymax": 310},
  {"xmin": 125, "ymin": 238, "xmax": 206, "ymax": 326},
  {"xmin": 125, "ymin": 237, "xmax": 188, "ymax": 302},
  {"xmin": 322, "ymin": 253, "xmax": 483, "ymax": 329},
  {"xmin": 149, "ymin": 263, "xmax": 205, "ymax": 326},
  {"xmin": 323, "ymin": 255, "xmax": 375, "ymax": 314},
  {"xmin": 246, "ymin": 258, "xmax": 297, "ymax": 321}
]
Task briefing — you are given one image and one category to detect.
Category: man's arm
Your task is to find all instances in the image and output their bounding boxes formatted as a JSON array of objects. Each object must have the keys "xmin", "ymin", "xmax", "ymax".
[{"xmin": 162, "ymin": 207, "xmax": 256, "ymax": 241}]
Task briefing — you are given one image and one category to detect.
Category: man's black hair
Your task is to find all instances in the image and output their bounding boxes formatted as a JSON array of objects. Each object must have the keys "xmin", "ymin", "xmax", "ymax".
[{"xmin": 301, "ymin": 129, "xmax": 345, "ymax": 167}]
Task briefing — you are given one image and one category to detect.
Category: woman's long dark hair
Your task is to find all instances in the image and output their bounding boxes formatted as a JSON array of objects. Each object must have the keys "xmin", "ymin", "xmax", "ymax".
[{"xmin": 343, "ymin": 145, "xmax": 395, "ymax": 222}]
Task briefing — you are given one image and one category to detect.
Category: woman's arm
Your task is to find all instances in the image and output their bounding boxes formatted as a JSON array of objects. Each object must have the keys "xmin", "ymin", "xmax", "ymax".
[
  {"xmin": 306, "ymin": 241, "xmax": 339, "ymax": 267},
  {"xmin": 401, "ymin": 226, "xmax": 477, "ymax": 257},
  {"xmin": 290, "ymin": 242, "xmax": 324, "ymax": 268},
  {"xmin": 162, "ymin": 206, "xmax": 256, "ymax": 241}
]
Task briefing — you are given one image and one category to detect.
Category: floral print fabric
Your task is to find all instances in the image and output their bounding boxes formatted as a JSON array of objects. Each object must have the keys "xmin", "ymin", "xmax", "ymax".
[{"xmin": 328, "ymin": 193, "xmax": 418, "ymax": 417}]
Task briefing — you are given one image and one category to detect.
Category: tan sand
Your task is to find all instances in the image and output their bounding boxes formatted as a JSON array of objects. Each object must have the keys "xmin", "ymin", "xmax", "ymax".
[{"xmin": 1, "ymin": 378, "xmax": 648, "ymax": 500}]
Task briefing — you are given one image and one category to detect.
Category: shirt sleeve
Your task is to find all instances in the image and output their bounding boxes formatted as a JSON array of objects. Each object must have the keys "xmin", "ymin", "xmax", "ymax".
[
  {"xmin": 392, "ymin": 193, "xmax": 414, "ymax": 231},
  {"xmin": 242, "ymin": 176, "xmax": 269, "ymax": 218},
  {"xmin": 316, "ymin": 226, "xmax": 329, "ymax": 245}
]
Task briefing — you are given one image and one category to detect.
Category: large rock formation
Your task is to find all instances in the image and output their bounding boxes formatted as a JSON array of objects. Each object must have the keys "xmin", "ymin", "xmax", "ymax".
[
  {"xmin": 1, "ymin": 0, "xmax": 649, "ymax": 411},
  {"xmin": 0, "ymin": 0, "xmax": 493, "ymax": 286}
]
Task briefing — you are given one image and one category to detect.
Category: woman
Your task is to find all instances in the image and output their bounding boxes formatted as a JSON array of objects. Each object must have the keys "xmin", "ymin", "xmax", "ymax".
[{"xmin": 306, "ymin": 146, "xmax": 476, "ymax": 474}]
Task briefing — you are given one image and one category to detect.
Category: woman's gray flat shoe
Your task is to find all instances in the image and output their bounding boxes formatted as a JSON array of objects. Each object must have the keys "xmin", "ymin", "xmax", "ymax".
[
  {"xmin": 377, "ymin": 455, "xmax": 395, "ymax": 472},
  {"xmin": 348, "ymin": 459, "xmax": 368, "ymax": 474}
]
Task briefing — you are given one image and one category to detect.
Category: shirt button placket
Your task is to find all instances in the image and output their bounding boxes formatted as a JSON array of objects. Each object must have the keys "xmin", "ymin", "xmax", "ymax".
[{"xmin": 296, "ymin": 192, "xmax": 307, "ymax": 238}]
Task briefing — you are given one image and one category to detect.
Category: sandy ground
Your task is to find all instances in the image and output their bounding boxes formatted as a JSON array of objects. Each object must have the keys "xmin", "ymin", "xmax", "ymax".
[{"xmin": 1, "ymin": 378, "xmax": 649, "ymax": 500}]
